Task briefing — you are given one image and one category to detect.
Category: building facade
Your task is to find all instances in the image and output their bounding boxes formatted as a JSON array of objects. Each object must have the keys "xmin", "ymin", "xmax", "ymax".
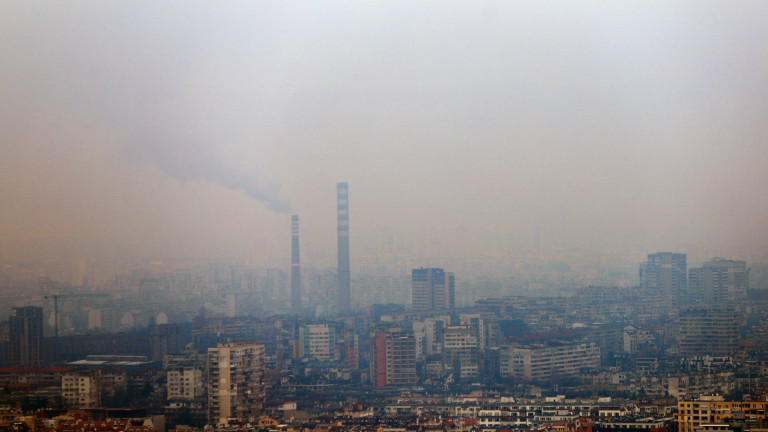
[
  {"xmin": 442, "ymin": 325, "xmax": 479, "ymax": 379},
  {"xmin": 500, "ymin": 341, "xmax": 600, "ymax": 381},
  {"xmin": 640, "ymin": 252, "xmax": 687, "ymax": 315},
  {"xmin": 689, "ymin": 258, "xmax": 748, "ymax": 305},
  {"xmin": 677, "ymin": 309, "xmax": 740, "ymax": 357},
  {"xmin": 677, "ymin": 396, "xmax": 768, "ymax": 432},
  {"xmin": 412, "ymin": 268, "xmax": 455, "ymax": 312},
  {"xmin": 370, "ymin": 328, "xmax": 417, "ymax": 388},
  {"xmin": 207, "ymin": 342, "xmax": 266, "ymax": 425},
  {"xmin": 298, "ymin": 323, "xmax": 337, "ymax": 362},
  {"xmin": 8, "ymin": 306, "xmax": 43, "ymax": 368},
  {"xmin": 62, "ymin": 370, "xmax": 101, "ymax": 408},
  {"xmin": 167, "ymin": 367, "xmax": 204, "ymax": 400}
]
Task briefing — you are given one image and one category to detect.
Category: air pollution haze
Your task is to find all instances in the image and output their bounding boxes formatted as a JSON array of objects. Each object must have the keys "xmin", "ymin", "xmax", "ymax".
[{"xmin": 2, "ymin": 2, "xmax": 768, "ymax": 268}]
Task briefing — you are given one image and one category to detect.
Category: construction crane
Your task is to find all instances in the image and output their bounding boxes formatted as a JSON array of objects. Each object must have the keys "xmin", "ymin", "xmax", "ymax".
[{"xmin": 44, "ymin": 293, "xmax": 111, "ymax": 339}]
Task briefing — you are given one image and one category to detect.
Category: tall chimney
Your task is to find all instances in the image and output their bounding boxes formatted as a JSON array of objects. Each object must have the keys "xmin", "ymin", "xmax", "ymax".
[
  {"xmin": 290, "ymin": 214, "xmax": 301, "ymax": 313},
  {"xmin": 337, "ymin": 182, "xmax": 351, "ymax": 314}
]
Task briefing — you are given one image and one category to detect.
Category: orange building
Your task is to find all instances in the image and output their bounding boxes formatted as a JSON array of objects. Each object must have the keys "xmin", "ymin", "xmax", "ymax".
[{"xmin": 678, "ymin": 396, "xmax": 768, "ymax": 432}]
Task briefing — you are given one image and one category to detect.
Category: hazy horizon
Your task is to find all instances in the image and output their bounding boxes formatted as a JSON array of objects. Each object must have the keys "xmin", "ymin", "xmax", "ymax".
[{"xmin": 3, "ymin": 2, "xmax": 768, "ymax": 270}]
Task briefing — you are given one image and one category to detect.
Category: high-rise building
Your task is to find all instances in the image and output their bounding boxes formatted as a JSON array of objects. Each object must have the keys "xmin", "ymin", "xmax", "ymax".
[
  {"xmin": 370, "ymin": 327, "xmax": 417, "ymax": 388},
  {"xmin": 688, "ymin": 258, "xmax": 747, "ymax": 305},
  {"xmin": 337, "ymin": 182, "xmax": 351, "ymax": 315},
  {"xmin": 688, "ymin": 267, "xmax": 724, "ymax": 305},
  {"xmin": 207, "ymin": 342, "xmax": 265, "ymax": 425},
  {"xmin": 343, "ymin": 327, "xmax": 359, "ymax": 370},
  {"xmin": 678, "ymin": 308, "xmax": 739, "ymax": 357},
  {"xmin": 290, "ymin": 215, "xmax": 301, "ymax": 313},
  {"xmin": 640, "ymin": 252, "xmax": 686, "ymax": 314},
  {"xmin": 412, "ymin": 268, "xmax": 455, "ymax": 312},
  {"xmin": 8, "ymin": 306, "xmax": 43, "ymax": 368}
]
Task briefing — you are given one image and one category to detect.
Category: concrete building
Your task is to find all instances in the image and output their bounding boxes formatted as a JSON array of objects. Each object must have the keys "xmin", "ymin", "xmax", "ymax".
[
  {"xmin": 640, "ymin": 252, "xmax": 687, "ymax": 315},
  {"xmin": 688, "ymin": 267, "xmax": 725, "ymax": 305},
  {"xmin": 678, "ymin": 309, "xmax": 740, "ymax": 357},
  {"xmin": 8, "ymin": 306, "xmax": 43, "ymax": 368},
  {"xmin": 500, "ymin": 341, "xmax": 600, "ymax": 381},
  {"xmin": 459, "ymin": 314, "xmax": 487, "ymax": 350},
  {"xmin": 412, "ymin": 268, "xmax": 455, "ymax": 312},
  {"xmin": 677, "ymin": 395, "xmax": 768, "ymax": 432},
  {"xmin": 62, "ymin": 370, "xmax": 101, "ymax": 408},
  {"xmin": 413, "ymin": 317, "xmax": 448, "ymax": 360},
  {"xmin": 207, "ymin": 342, "xmax": 266, "ymax": 425},
  {"xmin": 689, "ymin": 258, "xmax": 748, "ymax": 305},
  {"xmin": 370, "ymin": 328, "xmax": 417, "ymax": 387},
  {"xmin": 167, "ymin": 367, "xmax": 204, "ymax": 400},
  {"xmin": 343, "ymin": 328, "xmax": 359, "ymax": 369},
  {"xmin": 298, "ymin": 323, "xmax": 337, "ymax": 362},
  {"xmin": 704, "ymin": 258, "xmax": 748, "ymax": 301},
  {"xmin": 442, "ymin": 325, "xmax": 479, "ymax": 380}
]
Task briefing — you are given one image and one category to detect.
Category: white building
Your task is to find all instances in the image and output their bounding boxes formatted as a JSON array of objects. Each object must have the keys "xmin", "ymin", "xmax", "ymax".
[
  {"xmin": 167, "ymin": 367, "xmax": 204, "ymax": 400},
  {"xmin": 413, "ymin": 317, "xmax": 449, "ymax": 360},
  {"xmin": 501, "ymin": 341, "xmax": 600, "ymax": 381},
  {"xmin": 443, "ymin": 325, "xmax": 479, "ymax": 379},
  {"xmin": 62, "ymin": 370, "xmax": 101, "ymax": 408}
]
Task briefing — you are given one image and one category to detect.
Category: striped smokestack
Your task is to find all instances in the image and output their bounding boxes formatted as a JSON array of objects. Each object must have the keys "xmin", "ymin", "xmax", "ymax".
[
  {"xmin": 290, "ymin": 214, "xmax": 301, "ymax": 313},
  {"xmin": 337, "ymin": 182, "xmax": 350, "ymax": 314}
]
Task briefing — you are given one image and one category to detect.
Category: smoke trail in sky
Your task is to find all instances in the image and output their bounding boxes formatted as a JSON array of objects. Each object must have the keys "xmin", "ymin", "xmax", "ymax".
[{"xmin": 132, "ymin": 113, "xmax": 292, "ymax": 214}]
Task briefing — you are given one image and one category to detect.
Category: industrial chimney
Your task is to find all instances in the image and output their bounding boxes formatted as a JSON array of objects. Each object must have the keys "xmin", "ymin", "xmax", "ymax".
[
  {"xmin": 290, "ymin": 214, "xmax": 301, "ymax": 313},
  {"xmin": 337, "ymin": 183, "xmax": 350, "ymax": 314}
]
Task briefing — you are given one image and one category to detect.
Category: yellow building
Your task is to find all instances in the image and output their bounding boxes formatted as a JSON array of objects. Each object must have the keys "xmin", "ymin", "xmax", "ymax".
[{"xmin": 678, "ymin": 396, "xmax": 768, "ymax": 432}]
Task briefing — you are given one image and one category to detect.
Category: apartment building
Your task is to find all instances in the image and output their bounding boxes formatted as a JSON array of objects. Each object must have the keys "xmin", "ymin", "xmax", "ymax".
[
  {"xmin": 207, "ymin": 342, "xmax": 265, "ymax": 425},
  {"xmin": 370, "ymin": 327, "xmax": 417, "ymax": 387},
  {"xmin": 677, "ymin": 395, "xmax": 768, "ymax": 432},
  {"xmin": 167, "ymin": 367, "xmax": 204, "ymax": 400},
  {"xmin": 501, "ymin": 341, "xmax": 600, "ymax": 381},
  {"xmin": 62, "ymin": 370, "xmax": 101, "ymax": 408}
]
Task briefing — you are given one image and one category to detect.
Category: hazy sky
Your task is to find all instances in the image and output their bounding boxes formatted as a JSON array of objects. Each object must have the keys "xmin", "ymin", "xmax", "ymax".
[{"xmin": 2, "ymin": 2, "xmax": 768, "ymax": 267}]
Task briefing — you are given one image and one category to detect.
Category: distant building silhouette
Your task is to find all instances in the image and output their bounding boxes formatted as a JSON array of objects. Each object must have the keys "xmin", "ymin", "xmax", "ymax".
[
  {"xmin": 8, "ymin": 306, "xmax": 43, "ymax": 367},
  {"xmin": 689, "ymin": 258, "xmax": 748, "ymax": 305},
  {"xmin": 337, "ymin": 182, "xmax": 351, "ymax": 314},
  {"xmin": 640, "ymin": 252, "xmax": 686, "ymax": 315},
  {"xmin": 412, "ymin": 268, "xmax": 455, "ymax": 312},
  {"xmin": 678, "ymin": 308, "xmax": 739, "ymax": 357},
  {"xmin": 290, "ymin": 215, "xmax": 301, "ymax": 313}
]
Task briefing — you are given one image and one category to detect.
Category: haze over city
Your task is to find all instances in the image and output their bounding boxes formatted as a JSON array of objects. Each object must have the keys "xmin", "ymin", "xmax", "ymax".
[
  {"xmin": 8, "ymin": 4, "xmax": 768, "ymax": 431},
  {"xmin": 2, "ymin": 2, "xmax": 768, "ymax": 270}
]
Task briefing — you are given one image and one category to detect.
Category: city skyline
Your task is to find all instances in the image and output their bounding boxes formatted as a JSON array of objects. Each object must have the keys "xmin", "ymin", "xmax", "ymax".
[{"xmin": 4, "ymin": 3, "xmax": 768, "ymax": 428}]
